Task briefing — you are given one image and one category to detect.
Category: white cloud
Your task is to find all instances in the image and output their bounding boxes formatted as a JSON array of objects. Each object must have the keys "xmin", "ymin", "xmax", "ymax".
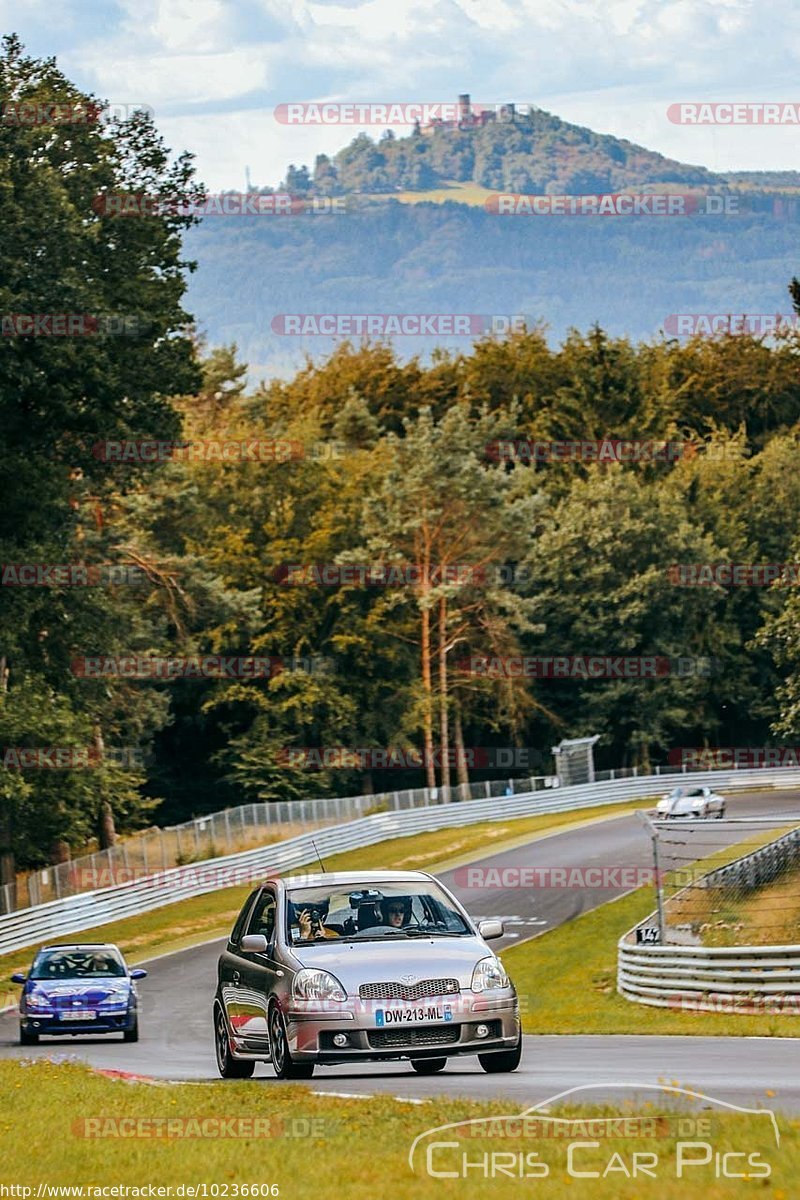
[{"xmin": 7, "ymin": 0, "xmax": 800, "ymax": 183}]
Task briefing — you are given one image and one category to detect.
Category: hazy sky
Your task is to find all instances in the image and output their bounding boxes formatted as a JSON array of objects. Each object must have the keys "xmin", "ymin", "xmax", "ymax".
[{"xmin": 4, "ymin": 0, "xmax": 797, "ymax": 190}]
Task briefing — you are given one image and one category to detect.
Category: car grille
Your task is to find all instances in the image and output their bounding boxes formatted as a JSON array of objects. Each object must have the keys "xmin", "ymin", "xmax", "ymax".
[
  {"xmin": 359, "ymin": 978, "xmax": 460, "ymax": 1002},
  {"xmin": 367, "ymin": 1025, "xmax": 460, "ymax": 1049}
]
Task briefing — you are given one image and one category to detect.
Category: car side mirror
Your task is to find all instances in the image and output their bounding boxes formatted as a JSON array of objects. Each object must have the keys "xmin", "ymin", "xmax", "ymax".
[
  {"xmin": 478, "ymin": 919, "xmax": 504, "ymax": 940},
  {"xmin": 130, "ymin": 968, "xmax": 148, "ymax": 980},
  {"xmin": 11, "ymin": 973, "xmax": 26, "ymax": 984},
  {"xmin": 240, "ymin": 934, "xmax": 269, "ymax": 954}
]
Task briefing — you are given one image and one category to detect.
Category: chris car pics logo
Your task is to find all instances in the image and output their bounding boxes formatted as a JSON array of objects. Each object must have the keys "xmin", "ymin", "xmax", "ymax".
[{"xmin": 408, "ymin": 1085, "xmax": 779, "ymax": 1181}]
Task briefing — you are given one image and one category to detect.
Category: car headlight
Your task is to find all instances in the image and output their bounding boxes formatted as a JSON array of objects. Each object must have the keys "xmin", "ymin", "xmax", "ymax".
[
  {"xmin": 25, "ymin": 993, "xmax": 50, "ymax": 1009},
  {"xmin": 471, "ymin": 956, "xmax": 510, "ymax": 992},
  {"xmin": 292, "ymin": 968, "xmax": 347, "ymax": 1002}
]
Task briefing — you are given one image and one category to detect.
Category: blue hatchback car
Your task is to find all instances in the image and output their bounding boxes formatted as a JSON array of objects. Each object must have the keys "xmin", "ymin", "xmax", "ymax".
[{"xmin": 12, "ymin": 943, "xmax": 147, "ymax": 1044}]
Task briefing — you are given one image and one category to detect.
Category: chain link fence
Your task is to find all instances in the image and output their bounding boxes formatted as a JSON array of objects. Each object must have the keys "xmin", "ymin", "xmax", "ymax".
[
  {"xmin": 646, "ymin": 815, "xmax": 800, "ymax": 947},
  {"xmin": 1, "ymin": 771, "xmax": 565, "ymax": 915}
]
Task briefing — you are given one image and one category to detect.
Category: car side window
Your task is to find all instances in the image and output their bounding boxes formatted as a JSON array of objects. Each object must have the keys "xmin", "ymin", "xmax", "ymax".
[
  {"xmin": 230, "ymin": 889, "xmax": 260, "ymax": 945},
  {"xmin": 246, "ymin": 891, "xmax": 277, "ymax": 943}
]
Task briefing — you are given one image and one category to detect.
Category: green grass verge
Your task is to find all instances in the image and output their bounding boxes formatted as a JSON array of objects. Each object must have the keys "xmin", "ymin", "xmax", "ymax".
[
  {"xmin": 0, "ymin": 799, "xmax": 647, "ymax": 1008},
  {"xmin": 0, "ymin": 1060, "xmax": 794, "ymax": 1198},
  {"xmin": 502, "ymin": 886, "xmax": 800, "ymax": 1037}
]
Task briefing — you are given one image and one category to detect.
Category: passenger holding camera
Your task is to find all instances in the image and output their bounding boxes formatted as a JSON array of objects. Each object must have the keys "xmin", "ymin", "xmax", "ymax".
[{"xmin": 297, "ymin": 902, "xmax": 340, "ymax": 940}]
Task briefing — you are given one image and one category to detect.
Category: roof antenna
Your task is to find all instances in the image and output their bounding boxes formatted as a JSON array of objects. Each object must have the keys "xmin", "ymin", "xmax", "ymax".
[{"xmin": 311, "ymin": 838, "xmax": 326, "ymax": 872}]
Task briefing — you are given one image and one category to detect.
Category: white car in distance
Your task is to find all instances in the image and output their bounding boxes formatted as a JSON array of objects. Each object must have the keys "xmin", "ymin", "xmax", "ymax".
[{"xmin": 655, "ymin": 785, "xmax": 726, "ymax": 820}]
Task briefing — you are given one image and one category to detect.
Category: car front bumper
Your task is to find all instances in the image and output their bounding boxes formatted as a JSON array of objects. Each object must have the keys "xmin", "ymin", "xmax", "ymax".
[
  {"xmin": 20, "ymin": 1011, "xmax": 136, "ymax": 1036},
  {"xmin": 281, "ymin": 992, "xmax": 520, "ymax": 1064}
]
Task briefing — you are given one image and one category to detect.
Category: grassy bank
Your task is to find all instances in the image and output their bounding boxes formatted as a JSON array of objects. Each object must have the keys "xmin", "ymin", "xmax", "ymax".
[
  {"xmin": 0, "ymin": 1059, "xmax": 793, "ymax": 1199},
  {"xmin": 503, "ymin": 887, "xmax": 800, "ymax": 1037}
]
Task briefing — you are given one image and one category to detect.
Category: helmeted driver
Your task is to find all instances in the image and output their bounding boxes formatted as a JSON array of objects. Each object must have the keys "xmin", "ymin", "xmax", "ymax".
[{"xmin": 381, "ymin": 897, "xmax": 410, "ymax": 928}]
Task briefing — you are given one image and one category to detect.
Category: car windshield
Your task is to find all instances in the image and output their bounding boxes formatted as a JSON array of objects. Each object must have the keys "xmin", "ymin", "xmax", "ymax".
[
  {"xmin": 285, "ymin": 881, "xmax": 471, "ymax": 944},
  {"xmin": 30, "ymin": 949, "xmax": 127, "ymax": 980}
]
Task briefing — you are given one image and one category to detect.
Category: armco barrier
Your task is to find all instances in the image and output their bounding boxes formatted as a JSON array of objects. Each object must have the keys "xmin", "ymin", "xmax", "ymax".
[
  {"xmin": 1, "ymin": 773, "xmax": 560, "ymax": 914},
  {"xmin": 618, "ymin": 942, "xmax": 800, "ymax": 1013},
  {"xmin": 2, "ymin": 766, "xmax": 800, "ymax": 956},
  {"xmin": 619, "ymin": 818, "xmax": 800, "ymax": 1013}
]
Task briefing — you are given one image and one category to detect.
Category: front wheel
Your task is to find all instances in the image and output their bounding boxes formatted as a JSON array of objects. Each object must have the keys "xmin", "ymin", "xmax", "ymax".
[
  {"xmin": 269, "ymin": 1004, "xmax": 314, "ymax": 1080},
  {"xmin": 214, "ymin": 1005, "xmax": 255, "ymax": 1079},
  {"xmin": 19, "ymin": 1025, "xmax": 38, "ymax": 1046},
  {"xmin": 716, "ymin": 806, "xmax": 726, "ymax": 819},
  {"xmin": 411, "ymin": 1057, "xmax": 447, "ymax": 1075},
  {"xmin": 479, "ymin": 1035, "xmax": 522, "ymax": 1074},
  {"xmin": 123, "ymin": 1015, "xmax": 139, "ymax": 1043}
]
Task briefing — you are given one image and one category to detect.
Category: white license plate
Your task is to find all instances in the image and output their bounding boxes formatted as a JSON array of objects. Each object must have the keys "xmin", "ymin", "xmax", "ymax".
[
  {"xmin": 375, "ymin": 1004, "xmax": 452, "ymax": 1027},
  {"xmin": 59, "ymin": 1011, "xmax": 97, "ymax": 1021}
]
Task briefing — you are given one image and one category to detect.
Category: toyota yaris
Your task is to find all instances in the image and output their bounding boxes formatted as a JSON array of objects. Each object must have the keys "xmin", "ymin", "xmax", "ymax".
[
  {"xmin": 213, "ymin": 870, "xmax": 521, "ymax": 1079},
  {"xmin": 12, "ymin": 943, "xmax": 147, "ymax": 1044}
]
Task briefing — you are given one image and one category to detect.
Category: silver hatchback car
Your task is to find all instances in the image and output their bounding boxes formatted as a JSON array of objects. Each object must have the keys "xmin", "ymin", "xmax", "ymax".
[{"xmin": 214, "ymin": 870, "xmax": 521, "ymax": 1079}]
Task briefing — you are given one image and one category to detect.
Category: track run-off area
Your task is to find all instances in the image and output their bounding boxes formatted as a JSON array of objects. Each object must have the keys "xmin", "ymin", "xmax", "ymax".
[{"xmin": 2, "ymin": 788, "xmax": 800, "ymax": 1109}]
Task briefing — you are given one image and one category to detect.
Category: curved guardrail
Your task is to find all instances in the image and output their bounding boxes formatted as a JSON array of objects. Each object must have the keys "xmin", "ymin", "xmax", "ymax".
[
  {"xmin": 618, "ymin": 941, "xmax": 800, "ymax": 1013},
  {"xmin": 619, "ymin": 825, "xmax": 800, "ymax": 1014},
  {"xmin": 3, "ymin": 765, "xmax": 800, "ymax": 957}
]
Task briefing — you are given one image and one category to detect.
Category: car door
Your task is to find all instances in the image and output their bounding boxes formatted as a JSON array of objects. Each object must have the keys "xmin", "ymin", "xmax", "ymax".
[
  {"xmin": 219, "ymin": 888, "xmax": 260, "ymax": 1042},
  {"xmin": 237, "ymin": 887, "xmax": 281, "ymax": 1048}
]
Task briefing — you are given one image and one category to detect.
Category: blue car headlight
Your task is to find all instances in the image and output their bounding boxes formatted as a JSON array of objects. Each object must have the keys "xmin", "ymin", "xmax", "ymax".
[
  {"xmin": 99, "ymin": 993, "xmax": 130, "ymax": 1011},
  {"xmin": 25, "ymin": 993, "xmax": 51, "ymax": 1010}
]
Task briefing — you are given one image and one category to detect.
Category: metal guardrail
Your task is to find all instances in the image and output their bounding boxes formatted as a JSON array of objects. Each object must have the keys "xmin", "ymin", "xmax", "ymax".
[
  {"xmin": 619, "ymin": 818, "xmax": 800, "ymax": 1013},
  {"xmin": 618, "ymin": 940, "xmax": 800, "ymax": 1012},
  {"xmin": 0, "ymin": 758, "xmax": 774, "ymax": 916},
  {"xmin": 0, "ymin": 773, "xmax": 562, "ymax": 915},
  {"xmin": 2, "ymin": 765, "xmax": 798, "ymax": 957}
]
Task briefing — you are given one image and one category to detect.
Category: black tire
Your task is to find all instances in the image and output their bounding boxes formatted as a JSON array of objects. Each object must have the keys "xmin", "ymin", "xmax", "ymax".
[
  {"xmin": 214, "ymin": 1005, "xmax": 255, "ymax": 1079},
  {"xmin": 123, "ymin": 1016, "xmax": 139, "ymax": 1043},
  {"xmin": 479, "ymin": 1035, "xmax": 522, "ymax": 1074},
  {"xmin": 716, "ymin": 806, "xmax": 726, "ymax": 819},
  {"xmin": 268, "ymin": 1003, "xmax": 314, "ymax": 1080},
  {"xmin": 411, "ymin": 1058, "xmax": 447, "ymax": 1075},
  {"xmin": 19, "ymin": 1025, "xmax": 38, "ymax": 1046}
]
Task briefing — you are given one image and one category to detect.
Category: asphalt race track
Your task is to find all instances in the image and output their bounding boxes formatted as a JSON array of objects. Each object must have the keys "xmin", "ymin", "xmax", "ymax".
[{"xmin": 3, "ymin": 789, "xmax": 800, "ymax": 1110}]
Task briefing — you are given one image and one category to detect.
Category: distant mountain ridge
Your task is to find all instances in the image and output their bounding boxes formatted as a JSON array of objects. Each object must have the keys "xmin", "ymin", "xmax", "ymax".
[
  {"xmin": 182, "ymin": 99, "xmax": 800, "ymax": 379},
  {"xmin": 281, "ymin": 96, "xmax": 800, "ymax": 198}
]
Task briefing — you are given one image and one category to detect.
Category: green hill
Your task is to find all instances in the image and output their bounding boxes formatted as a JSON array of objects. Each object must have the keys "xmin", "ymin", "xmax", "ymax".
[{"xmin": 285, "ymin": 104, "xmax": 800, "ymax": 198}]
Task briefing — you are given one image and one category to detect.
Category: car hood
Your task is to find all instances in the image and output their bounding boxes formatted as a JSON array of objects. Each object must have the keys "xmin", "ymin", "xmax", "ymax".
[
  {"xmin": 289, "ymin": 934, "xmax": 494, "ymax": 991},
  {"xmin": 660, "ymin": 797, "xmax": 701, "ymax": 814},
  {"xmin": 27, "ymin": 980, "xmax": 131, "ymax": 1003}
]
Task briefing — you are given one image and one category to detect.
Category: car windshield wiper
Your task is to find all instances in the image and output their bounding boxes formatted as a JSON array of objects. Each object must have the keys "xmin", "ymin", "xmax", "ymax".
[{"xmin": 399, "ymin": 927, "xmax": 465, "ymax": 937}]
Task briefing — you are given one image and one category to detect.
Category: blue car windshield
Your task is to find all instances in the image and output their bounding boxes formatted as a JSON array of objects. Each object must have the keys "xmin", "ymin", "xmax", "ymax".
[{"xmin": 30, "ymin": 949, "xmax": 127, "ymax": 979}]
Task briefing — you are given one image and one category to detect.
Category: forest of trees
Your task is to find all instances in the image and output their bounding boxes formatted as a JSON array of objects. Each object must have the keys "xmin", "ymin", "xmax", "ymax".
[{"xmin": 5, "ymin": 37, "xmax": 800, "ymax": 878}]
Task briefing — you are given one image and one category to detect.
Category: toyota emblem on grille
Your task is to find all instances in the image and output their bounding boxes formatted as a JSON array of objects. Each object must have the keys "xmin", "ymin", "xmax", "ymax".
[{"xmin": 400, "ymin": 974, "xmax": 418, "ymax": 985}]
